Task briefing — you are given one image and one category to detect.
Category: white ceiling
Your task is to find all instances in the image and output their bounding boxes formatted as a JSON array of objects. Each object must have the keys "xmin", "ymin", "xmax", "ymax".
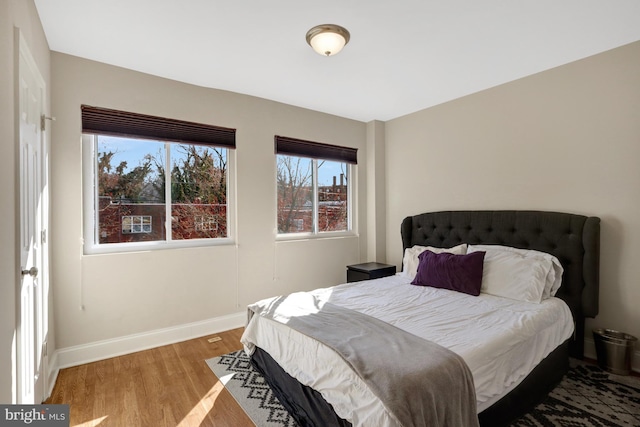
[{"xmin": 34, "ymin": 0, "xmax": 640, "ymax": 122}]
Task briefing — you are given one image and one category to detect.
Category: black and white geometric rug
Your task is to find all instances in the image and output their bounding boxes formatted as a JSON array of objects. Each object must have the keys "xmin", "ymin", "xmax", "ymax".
[
  {"xmin": 206, "ymin": 351, "xmax": 640, "ymax": 427},
  {"xmin": 206, "ymin": 350, "xmax": 297, "ymax": 426},
  {"xmin": 512, "ymin": 359, "xmax": 640, "ymax": 426}
]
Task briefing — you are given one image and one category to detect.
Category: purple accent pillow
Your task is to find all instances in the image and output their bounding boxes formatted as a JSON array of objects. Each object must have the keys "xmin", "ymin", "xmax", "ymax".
[{"xmin": 411, "ymin": 250, "xmax": 486, "ymax": 296}]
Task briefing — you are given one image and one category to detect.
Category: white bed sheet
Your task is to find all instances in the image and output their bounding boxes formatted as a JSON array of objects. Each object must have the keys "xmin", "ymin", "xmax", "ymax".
[{"xmin": 242, "ymin": 274, "xmax": 574, "ymax": 425}]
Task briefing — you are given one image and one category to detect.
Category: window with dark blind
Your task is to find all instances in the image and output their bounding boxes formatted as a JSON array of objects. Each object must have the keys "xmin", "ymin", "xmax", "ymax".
[
  {"xmin": 81, "ymin": 106, "xmax": 236, "ymax": 253},
  {"xmin": 275, "ymin": 136, "xmax": 356, "ymax": 235}
]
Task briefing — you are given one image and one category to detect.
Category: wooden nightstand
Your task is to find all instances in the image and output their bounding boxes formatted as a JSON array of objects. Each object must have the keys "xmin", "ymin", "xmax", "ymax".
[{"xmin": 347, "ymin": 262, "xmax": 396, "ymax": 283}]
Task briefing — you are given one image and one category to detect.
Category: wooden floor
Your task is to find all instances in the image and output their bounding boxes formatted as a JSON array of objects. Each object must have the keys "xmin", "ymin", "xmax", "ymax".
[
  {"xmin": 46, "ymin": 328, "xmax": 253, "ymax": 427},
  {"xmin": 46, "ymin": 327, "xmax": 640, "ymax": 427}
]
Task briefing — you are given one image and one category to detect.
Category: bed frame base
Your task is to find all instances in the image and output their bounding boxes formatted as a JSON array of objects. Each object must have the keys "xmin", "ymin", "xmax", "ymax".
[
  {"xmin": 477, "ymin": 340, "xmax": 569, "ymax": 426},
  {"xmin": 251, "ymin": 347, "xmax": 351, "ymax": 427},
  {"xmin": 251, "ymin": 341, "xmax": 569, "ymax": 427}
]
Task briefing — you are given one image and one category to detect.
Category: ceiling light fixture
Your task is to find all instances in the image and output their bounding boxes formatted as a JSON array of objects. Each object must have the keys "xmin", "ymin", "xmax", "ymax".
[{"xmin": 305, "ymin": 24, "xmax": 350, "ymax": 57}]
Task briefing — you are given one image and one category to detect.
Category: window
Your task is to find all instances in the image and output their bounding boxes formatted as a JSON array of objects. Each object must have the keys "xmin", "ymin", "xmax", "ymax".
[
  {"xmin": 82, "ymin": 105, "xmax": 235, "ymax": 253},
  {"xmin": 275, "ymin": 135, "xmax": 357, "ymax": 235},
  {"xmin": 194, "ymin": 215, "xmax": 219, "ymax": 232},
  {"xmin": 122, "ymin": 216, "xmax": 152, "ymax": 234}
]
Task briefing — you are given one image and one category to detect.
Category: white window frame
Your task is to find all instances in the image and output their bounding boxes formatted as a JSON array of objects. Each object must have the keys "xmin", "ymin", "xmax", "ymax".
[
  {"xmin": 82, "ymin": 134, "xmax": 236, "ymax": 254},
  {"xmin": 276, "ymin": 156, "xmax": 356, "ymax": 240}
]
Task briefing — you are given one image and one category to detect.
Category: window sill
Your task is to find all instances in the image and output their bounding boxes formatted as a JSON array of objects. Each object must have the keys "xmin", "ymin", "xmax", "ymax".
[
  {"xmin": 275, "ymin": 231, "xmax": 358, "ymax": 242},
  {"xmin": 83, "ymin": 237, "xmax": 236, "ymax": 255}
]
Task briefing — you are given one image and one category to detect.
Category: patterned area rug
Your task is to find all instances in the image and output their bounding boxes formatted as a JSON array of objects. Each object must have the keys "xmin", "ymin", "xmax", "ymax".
[
  {"xmin": 206, "ymin": 351, "xmax": 640, "ymax": 427},
  {"xmin": 512, "ymin": 359, "xmax": 640, "ymax": 426},
  {"xmin": 206, "ymin": 350, "xmax": 297, "ymax": 427}
]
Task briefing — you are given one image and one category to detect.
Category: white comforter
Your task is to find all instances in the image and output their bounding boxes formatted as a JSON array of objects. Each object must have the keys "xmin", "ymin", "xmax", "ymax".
[{"xmin": 242, "ymin": 274, "xmax": 574, "ymax": 426}]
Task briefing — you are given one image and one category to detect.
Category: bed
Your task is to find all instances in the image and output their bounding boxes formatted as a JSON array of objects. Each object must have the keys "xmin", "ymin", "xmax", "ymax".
[{"xmin": 241, "ymin": 210, "xmax": 600, "ymax": 426}]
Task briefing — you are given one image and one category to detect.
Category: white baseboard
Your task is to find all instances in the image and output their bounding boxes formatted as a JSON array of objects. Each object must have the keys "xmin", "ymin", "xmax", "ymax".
[
  {"xmin": 583, "ymin": 336, "xmax": 640, "ymax": 373},
  {"xmin": 53, "ymin": 311, "xmax": 245, "ymax": 371}
]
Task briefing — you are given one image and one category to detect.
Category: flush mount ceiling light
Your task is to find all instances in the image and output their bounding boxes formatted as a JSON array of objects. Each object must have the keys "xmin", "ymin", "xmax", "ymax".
[{"xmin": 305, "ymin": 24, "xmax": 351, "ymax": 57}]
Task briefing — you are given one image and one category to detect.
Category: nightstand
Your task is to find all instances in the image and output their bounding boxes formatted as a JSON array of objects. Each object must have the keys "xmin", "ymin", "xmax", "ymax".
[{"xmin": 347, "ymin": 262, "xmax": 396, "ymax": 283}]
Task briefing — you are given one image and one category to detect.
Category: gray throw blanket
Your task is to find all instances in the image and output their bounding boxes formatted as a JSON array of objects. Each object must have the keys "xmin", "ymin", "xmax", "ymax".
[{"xmin": 249, "ymin": 294, "xmax": 479, "ymax": 427}]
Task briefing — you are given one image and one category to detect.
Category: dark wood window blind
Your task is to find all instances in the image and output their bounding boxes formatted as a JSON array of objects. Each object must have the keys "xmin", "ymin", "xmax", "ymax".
[
  {"xmin": 275, "ymin": 135, "xmax": 357, "ymax": 164},
  {"xmin": 81, "ymin": 105, "xmax": 236, "ymax": 148}
]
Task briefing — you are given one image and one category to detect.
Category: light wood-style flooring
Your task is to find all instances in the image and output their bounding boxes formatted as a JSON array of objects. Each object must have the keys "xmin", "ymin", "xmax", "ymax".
[
  {"xmin": 45, "ymin": 327, "xmax": 637, "ymax": 427},
  {"xmin": 46, "ymin": 328, "xmax": 253, "ymax": 427}
]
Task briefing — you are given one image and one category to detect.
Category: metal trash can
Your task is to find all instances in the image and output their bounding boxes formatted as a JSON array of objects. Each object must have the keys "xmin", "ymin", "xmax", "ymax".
[{"xmin": 592, "ymin": 328, "xmax": 637, "ymax": 375}]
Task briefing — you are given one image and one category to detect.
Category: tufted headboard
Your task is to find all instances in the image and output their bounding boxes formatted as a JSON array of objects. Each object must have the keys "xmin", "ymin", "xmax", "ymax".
[{"xmin": 400, "ymin": 210, "xmax": 600, "ymax": 359}]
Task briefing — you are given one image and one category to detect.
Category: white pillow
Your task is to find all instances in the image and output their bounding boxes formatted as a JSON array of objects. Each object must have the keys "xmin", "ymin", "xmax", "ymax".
[
  {"xmin": 402, "ymin": 243, "xmax": 468, "ymax": 279},
  {"xmin": 468, "ymin": 245, "xmax": 564, "ymax": 299}
]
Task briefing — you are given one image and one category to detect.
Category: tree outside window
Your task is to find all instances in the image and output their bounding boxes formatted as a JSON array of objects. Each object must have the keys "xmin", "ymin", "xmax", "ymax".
[
  {"xmin": 277, "ymin": 154, "xmax": 349, "ymax": 234},
  {"xmin": 95, "ymin": 135, "xmax": 228, "ymax": 244}
]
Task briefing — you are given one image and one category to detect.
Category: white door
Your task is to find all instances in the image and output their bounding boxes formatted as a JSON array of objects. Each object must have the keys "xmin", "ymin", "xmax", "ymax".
[{"xmin": 18, "ymin": 32, "xmax": 48, "ymax": 404}]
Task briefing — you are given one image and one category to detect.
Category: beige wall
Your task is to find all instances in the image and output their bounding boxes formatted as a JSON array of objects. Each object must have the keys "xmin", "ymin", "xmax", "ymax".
[
  {"xmin": 366, "ymin": 120, "xmax": 387, "ymax": 262},
  {"xmin": 385, "ymin": 41, "xmax": 640, "ymax": 353},
  {"xmin": 0, "ymin": 0, "xmax": 51, "ymax": 403},
  {"xmin": 50, "ymin": 53, "xmax": 368, "ymax": 350}
]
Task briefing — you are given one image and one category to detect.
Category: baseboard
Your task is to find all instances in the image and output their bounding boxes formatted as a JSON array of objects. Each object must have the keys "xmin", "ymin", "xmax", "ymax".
[
  {"xmin": 53, "ymin": 311, "xmax": 245, "ymax": 371},
  {"xmin": 584, "ymin": 336, "xmax": 640, "ymax": 373}
]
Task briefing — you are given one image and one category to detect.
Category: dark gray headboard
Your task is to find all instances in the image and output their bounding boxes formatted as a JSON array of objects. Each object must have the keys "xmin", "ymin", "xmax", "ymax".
[{"xmin": 400, "ymin": 210, "xmax": 600, "ymax": 359}]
